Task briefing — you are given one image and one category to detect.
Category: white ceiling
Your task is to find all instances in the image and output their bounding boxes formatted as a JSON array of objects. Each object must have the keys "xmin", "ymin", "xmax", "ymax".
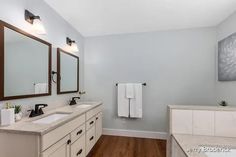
[{"xmin": 45, "ymin": 0, "xmax": 236, "ymax": 37}]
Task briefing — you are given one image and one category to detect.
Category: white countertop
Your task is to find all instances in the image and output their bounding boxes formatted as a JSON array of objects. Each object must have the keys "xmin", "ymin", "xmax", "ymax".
[
  {"xmin": 0, "ymin": 101, "xmax": 102, "ymax": 135},
  {"xmin": 173, "ymin": 134, "xmax": 236, "ymax": 157}
]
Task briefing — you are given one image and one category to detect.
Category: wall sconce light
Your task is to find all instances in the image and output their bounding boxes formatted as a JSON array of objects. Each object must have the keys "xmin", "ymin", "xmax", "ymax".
[
  {"xmin": 66, "ymin": 37, "xmax": 79, "ymax": 52},
  {"xmin": 25, "ymin": 10, "xmax": 46, "ymax": 35}
]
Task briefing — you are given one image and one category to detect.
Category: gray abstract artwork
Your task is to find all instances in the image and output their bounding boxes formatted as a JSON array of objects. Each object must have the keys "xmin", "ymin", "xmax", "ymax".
[{"xmin": 218, "ymin": 32, "xmax": 236, "ymax": 81}]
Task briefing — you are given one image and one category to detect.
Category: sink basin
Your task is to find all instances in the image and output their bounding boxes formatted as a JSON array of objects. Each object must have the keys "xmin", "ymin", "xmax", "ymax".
[
  {"xmin": 32, "ymin": 113, "xmax": 70, "ymax": 124},
  {"xmin": 76, "ymin": 104, "xmax": 92, "ymax": 108}
]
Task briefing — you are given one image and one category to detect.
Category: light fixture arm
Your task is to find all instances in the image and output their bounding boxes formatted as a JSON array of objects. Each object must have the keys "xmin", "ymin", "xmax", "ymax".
[
  {"xmin": 66, "ymin": 37, "xmax": 76, "ymax": 46},
  {"xmin": 30, "ymin": 16, "xmax": 40, "ymax": 20},
  {"xmin": 25, "ymin": 10, "xmax": 41, "ymax": 24}
]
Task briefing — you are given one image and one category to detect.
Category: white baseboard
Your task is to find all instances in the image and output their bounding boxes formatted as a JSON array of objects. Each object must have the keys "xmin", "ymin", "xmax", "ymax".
[{"xmin": 103, "ymin": 128, "xmax": 167, "ymax": 140}]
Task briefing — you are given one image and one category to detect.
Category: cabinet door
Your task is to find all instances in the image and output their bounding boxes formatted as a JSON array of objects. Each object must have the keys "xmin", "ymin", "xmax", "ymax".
[
  {"xmin": 71, "ymin": 134, "xmax": 86, "ymax": 157},
  {"xmin": 86, "ymin": 126, "xmax": 96, "ymax": 155},
  {"xmin": 42, "ymin": 135, "xmax": 70, "ymax": 157},
  {"xmin": 95, "ymin": 112, "xmax": 102, "ymax": 142}
]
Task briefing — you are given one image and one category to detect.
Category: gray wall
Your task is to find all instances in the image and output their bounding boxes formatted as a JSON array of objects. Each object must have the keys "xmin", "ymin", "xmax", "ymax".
[
  {"xmin": 0, "ymin": 0, "xmax": 84, "ymax": 112},
  {"xmin": 216, "ymin": 11, "xmax": 236, "ymax": 104},
  {"xmin": 84, "ymin": 28, "xmax": 217, "ymax": 132}
]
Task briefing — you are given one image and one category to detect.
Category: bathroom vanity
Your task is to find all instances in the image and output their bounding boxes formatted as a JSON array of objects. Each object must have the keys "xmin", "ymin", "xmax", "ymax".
[{"xmin": 0, "ymin": 102, "xmax": 103, "ymax": 157}]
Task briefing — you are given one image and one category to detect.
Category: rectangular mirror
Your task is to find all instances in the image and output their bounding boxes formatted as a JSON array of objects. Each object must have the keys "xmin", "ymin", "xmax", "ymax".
[
  {"xmin": 57, "ymin": 48, "xmax": 79, "ymax": 94},
  {"xmin": 0, "ymin": 21, "xmax": 52, "ymax": 100}
]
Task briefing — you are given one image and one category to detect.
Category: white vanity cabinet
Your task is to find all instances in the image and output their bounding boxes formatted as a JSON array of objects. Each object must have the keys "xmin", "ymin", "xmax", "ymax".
[
  {"xmin": 44, "ymin": 105, "xmax": 102, "ymax": 157},
  {"xmin": 42, "ymin": 116, "xmax": 87, "ymax": 157},
  {"xmin": 0, "ymin": 104, "xmax": 103, "ymax": 157}
]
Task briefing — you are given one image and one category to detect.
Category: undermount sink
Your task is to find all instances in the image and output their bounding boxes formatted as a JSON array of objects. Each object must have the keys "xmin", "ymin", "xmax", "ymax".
[
  {"xmin": 76, "ymin": 104, "xmax": 92, "ymax": 108},
  {"xmin": 32, "ymin": 113, "xmax": 70, "ymax": 124}
]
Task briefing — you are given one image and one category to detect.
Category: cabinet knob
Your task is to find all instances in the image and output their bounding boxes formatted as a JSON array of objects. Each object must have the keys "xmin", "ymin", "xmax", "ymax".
[
  {"xmin": 90, "ymin": 121, "xmax": 94, "ymax": 125},
  {"xmin": 76, "ymin": 149, "xmax": 83, "ymax": 156},
  {"xmin": 90, "ymin": 136, "xmax": 94, "ymax": 141},
  {"xmin": 77, "ymin": 130, "xmax": 83, "ymax": 135},
  {"xmin": 67, "ymin": 139, "xmax": 71, "ymax": 145}
]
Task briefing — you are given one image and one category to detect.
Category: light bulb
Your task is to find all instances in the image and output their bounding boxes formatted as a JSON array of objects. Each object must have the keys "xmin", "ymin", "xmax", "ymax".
[
  {"xmin": 70, "ymin": 42, "xmax": 79, "ymax": 52},
  {"xmin": 33, "ymin": 19, "xmax": 46, "ymax": 35}
]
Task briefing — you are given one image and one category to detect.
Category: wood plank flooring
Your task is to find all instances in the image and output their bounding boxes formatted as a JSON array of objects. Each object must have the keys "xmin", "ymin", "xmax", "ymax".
[{"xmin": 87, "ymin": 135, "xmax": 166, "ymax": 157}]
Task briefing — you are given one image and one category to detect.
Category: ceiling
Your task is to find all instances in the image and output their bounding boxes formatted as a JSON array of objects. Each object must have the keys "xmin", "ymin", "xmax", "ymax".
[{"xmin": 45, "ymin": 0, "xmax": 236, "ymax": 37}]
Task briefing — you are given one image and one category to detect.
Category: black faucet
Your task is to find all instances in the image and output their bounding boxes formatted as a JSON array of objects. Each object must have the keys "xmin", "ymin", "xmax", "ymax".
[
  {"xmin": 28, "ymin": 104, "xmax": 48, "ymax": 118},
  {"xmin": 69, "ymin": 97, "xmax": 80, "ymax": 105}
]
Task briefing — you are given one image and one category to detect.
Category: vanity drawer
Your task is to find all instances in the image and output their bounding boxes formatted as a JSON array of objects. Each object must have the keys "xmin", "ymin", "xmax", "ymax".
[
  {"xmin": 41, "ymin": 114, "xmax": 85, "ymax": 151},
  {"xmin": 71, "ymin": 124, "xmax": 85, "ymax": 143},
  {"xmin": 86, "ymin": 126, "xmax": 96, "ymax": 155},
  {"xmin": 71, "ymin": 134, "xmax": 86, "ymax": 157},
  {"xmin": 86, "ymin": 117, "xmax": 96, "ymax": 131},
  {"xmin": 86, "ymin": 105, "xmax": 102, "ymax": 120}
]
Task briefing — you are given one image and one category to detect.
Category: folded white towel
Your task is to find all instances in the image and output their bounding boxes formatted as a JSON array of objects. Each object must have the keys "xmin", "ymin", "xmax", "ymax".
[
  {"xmin": 130, "ymin": 83, "xmax": 142, "ymax": 118},
  {"xmin": 117, "ymin": 84, "xmax": 129, "ymax": 117},
  {"xmin": 125, "ymin": 83, "xmax": 135, "ymax": 99},
  {"xmin": 34, "ymin": 83, "xmax": 48, "ymax": 94}
]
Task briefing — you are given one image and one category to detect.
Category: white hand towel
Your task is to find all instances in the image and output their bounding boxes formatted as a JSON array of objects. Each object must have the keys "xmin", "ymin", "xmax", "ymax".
[
  {"xmin": 34, "ymin": 83, "xmax": 48, "ymax": 94},
  {"xmin": 130, "ymin": 83, "xmax": 142, "ymax": 118},
  {"xmin": 117, "ymin": 84, "xmax": 129, "ymax": 117},
  {"xmin": 125, "ymin": 83, "xmax": 135, "ymax": 99}
]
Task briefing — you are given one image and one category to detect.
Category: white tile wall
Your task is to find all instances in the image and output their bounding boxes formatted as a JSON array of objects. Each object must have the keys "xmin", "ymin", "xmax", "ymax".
[
  {"xmin": 171, "ymin": 110, "xmax": 193, "ymax": 134},
  {"xmin": 215, "ymin": 111, "xmax": 236, "ymax": 137},
  {"xmin": 171, "ymin": 109, "xmax": 236, "ymax": 137},
  {"xmin": 193, "ymin": 110, "xmax": 214, "ymax": 136}
]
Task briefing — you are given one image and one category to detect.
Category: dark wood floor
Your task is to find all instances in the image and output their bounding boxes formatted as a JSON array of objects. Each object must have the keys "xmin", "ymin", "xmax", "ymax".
[{"xmin": 88, "ymin": 135, "xmax": 166, "ymax": 157}]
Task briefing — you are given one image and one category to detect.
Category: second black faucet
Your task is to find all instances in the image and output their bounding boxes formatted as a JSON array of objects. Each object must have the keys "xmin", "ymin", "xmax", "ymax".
[{"xmin": 69, "ymin": 97, "xmax": 80, "ymax": 105}]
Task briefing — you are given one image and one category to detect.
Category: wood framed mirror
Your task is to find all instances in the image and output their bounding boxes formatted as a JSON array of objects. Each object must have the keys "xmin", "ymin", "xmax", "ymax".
[
  {"xmin": 57, "ymin": 48, "xmax": 79, "ymax": 94},
  {"xmin": 0, "ymin": 20, "xmax": 52, "ymax": 100}
]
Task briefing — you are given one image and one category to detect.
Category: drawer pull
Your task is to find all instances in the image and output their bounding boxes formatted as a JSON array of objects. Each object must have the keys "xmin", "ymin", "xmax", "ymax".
[
  {"xmin": 77, "ymin": 130, "xmax": 83, "ymax": 135},
  {"xmin": 89, "ymin": 121, "xmax": 94, "ymax": 125},
  {"xmin": 76, "ymin": 149, "xmax": 83, "ymax": 156},
  {"xmin": 96, "ymin": 117, "xmax": 98, "ymax": 120},
  {"xmin": 67, "ymin": 139, "xmax": 71, "ymax": 145},
  {"xmin": 90, "ymin": 136, "xmax": 94, "ymax": 141}
]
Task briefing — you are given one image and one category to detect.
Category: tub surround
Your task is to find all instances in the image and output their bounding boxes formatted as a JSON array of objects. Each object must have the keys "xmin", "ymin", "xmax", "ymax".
[
  {"xmin": 0, "ymin": 101, "xmax": 102, "ymax": 135},
  {"xmin": 173, "ymin": 134, "xmax": 236, "ymax": 157},
  {"xmin": 168, "ymin": 105, "xmax": 236, "ymax": 137}
]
